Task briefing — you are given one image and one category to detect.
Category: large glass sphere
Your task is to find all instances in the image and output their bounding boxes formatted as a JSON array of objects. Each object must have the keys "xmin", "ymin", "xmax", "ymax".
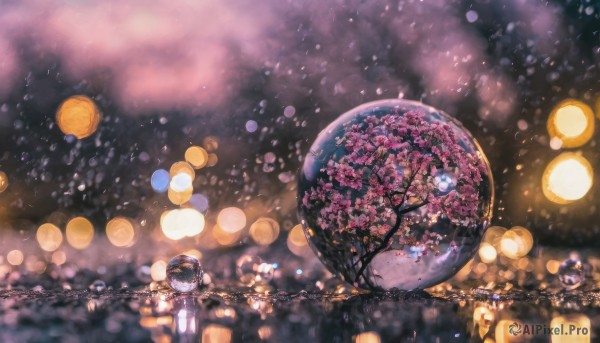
[{"xmin": 298, "ymin": 99, "xmax": 493, "ymax": 291}]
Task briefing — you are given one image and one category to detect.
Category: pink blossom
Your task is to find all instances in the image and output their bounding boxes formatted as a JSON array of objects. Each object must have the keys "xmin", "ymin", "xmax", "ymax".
[{"xmin": 302, "ymin": 110, "xmax": 487, "ymax": 261}]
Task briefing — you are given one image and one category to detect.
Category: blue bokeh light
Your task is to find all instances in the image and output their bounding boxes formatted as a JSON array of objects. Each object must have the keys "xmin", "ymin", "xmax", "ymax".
[
  {"xmin": 189, "ymin": 193, "xmax": 209, "ymax": 212},
  {"xmin": 151, "ymin": 169, "xmax": 170, "ymax": 193}
]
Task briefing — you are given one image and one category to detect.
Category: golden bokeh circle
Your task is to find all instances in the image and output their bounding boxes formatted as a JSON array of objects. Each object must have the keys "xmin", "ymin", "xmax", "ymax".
[
  {"xmin": 0, "ymin": 171, "xmax": 8, "ymax": 193},
  {"xmin": 161, "ymin": 208, "xmax": 205, "ymax": 240},
  {"xmin": 106, "ymin": 217, "xmax": 135, "ymax": 247},
  {"xmin": 546, "ymin": 99, "xmax": 594, "ymax": 148},
  {"xmin": 482, "ymin": 225, "xmax": 507, "ymax": 249},
  {"xmin": 203, "ymin": 136, "xmax": 219, "ymax": 152},
  {"xmin": 217, "ymin": 207, "xmax": 247, "ymax": 233},
  {"xmin": 36, "ymin": 223, "xmax": 63, "ymax": 252},
  {"xmin": 500, "ymin": 226, "xmax": 533, "ymax": 259},
  {"xmin": 542, "ymin": 153, "xmax": 593, "ymax": 204},
  {"xmin": 288, "ymin": 224, "xmax": 308, "ymax": 247},
  {"xmin": 170, "ymin": 161, "xmax": 195, "ymax": 180},
  {"xmin": 207, "ymin": 153, "xmax": 219, "ymax": 167},
  {"xmin": 287, "ymin": 224, "xmax": 310, "ymax": 256},
  {"xmin": 66, "ymin": 217, "xmax": 95, "ymax": 249},
  {"xmin": 185, "ymin": 146, "xmax": 209, "ymax": 169},
  {"xmin": 249, "ymin": 217, "xmax": 280, "ymax": 246},
  {"xmin": 202, "ymin": 324, "xmax": 232, "ymax": 343},
  {"xmin": 168, "ymin": 187, "xmax": 193, "ymax": 205},
  {"xmin": 7, "ymin": 250, "xmax": 24, "ymax": 266},
  {"xmin": 56, "ymin": 95, "xmax": 101, "ymax": 139},
  {"xmin": 212, "ymin": 224, "xmax": 242, "ymax": 246},
  {"xmin": 150, "ymin": 260, "xmax": 167, "ymax": 281},
  {"xmin": 478, "ymin": 242, "xmax": 497, "ymax": 263}
]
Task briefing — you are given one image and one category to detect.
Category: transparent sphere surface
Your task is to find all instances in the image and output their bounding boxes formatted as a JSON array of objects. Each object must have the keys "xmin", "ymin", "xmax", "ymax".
[
  {"xmin": 89, "ymin": 279, "xmax": 107, "ymax": 293},
  {"xmin": 166, "ymin": 254, "xmax": 202, "ymax": 293},
  {"xmin": 558, "ymin": 257, "xmax": 585, "ymax": 290},
  {"xmin": 298, "ymin": 99, "xmax": 494, "ymax": 291}
]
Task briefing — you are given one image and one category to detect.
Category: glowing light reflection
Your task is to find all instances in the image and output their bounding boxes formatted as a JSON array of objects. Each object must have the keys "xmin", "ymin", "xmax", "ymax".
[
  {"xmin": 7, "ymin": 250, "xmax": 24, "ymax": 266},
  {"xmin": 189, "ymin": 193, "xmax": 209, "ymax": 212},
  {"xmin": 547, "ymin": 99, "xmax": 594, "ymax": 148},
  {"xmin": 185, "ymin": 146, "xmax": 208, "ymax": 169},
  {"xmin": 168, "ymin": 187, "xmax": 193, "ymax": 205},
  {"xmin": 354, "ymin": 331, "xmax": 381, "ymax": 343},
  {"xmin": 169, "ymin": 161, "xmax": 195, "ymax": 179},
  {"xmin": 287, "ymin": 224, "xmax": 310, "ymax": 256},
  {"xmin": 106, "ymin": 217, "xmax": 135, "ymax": 247},
  {"xmin": 151, "ymin": 169, "xmax": 170, "ymax": 193},
  {"xmin": 150, "ymin": 260, "xmax": 167, "ymax": 281},
  {"xmin": 212, "ymin": 224, "xmax": 242, "ymax": 246},
  {"xmin": 217, "ymin": 207, "xmax": 246, "ymax": 233},
  {"xmin": 550, "ymin": 314, "xmax": 591, "ymax": 343},
  {"xmin": 0, "ymin": 171, "xmax": 8, "ymax": 193},
  {"xmin": 170, "ymin": 173, "xmax": 193, "ymax": 192},
  {"xmin": 56, "ymin": 95, "xmax": 101, "ymax": 139},
  {"xmin": 36, "ymin": 223, "xmax": 63, "ymax": 252},
  {"xmin": 202, "ymin": 324, "xmax": 232, "ymax": 343},
  {"xmin": 500, "ymin": 226, "xmax": 533, "ymax": 259},
  {"xmin": 66, "ymin": 217, "xmax": 94, "ymax": 249},
  {"xmin": 542, "ymin": 153, "xmax": 593, "ymax": 204},
  {"xmin": 161, "ymin": 209, "xmax": 205, "ymax": 240},
  {"xmin": 249, "ymin": 217, "xmax": 280, "ymax": 245},
  {"xmin": 478, "ymin": 243, "xmax": 497, "ymax": 263}
]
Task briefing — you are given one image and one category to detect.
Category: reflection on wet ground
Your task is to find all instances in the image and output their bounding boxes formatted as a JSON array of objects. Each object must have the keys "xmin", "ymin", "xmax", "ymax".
[{"xmin": 0, "ymin": 287, "xmax": 597, "ymax": 342}]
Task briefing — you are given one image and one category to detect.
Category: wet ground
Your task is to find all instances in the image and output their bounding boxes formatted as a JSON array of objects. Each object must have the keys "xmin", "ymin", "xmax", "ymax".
[{"xmin": 1, "ymin": 286, "xmax": 598, "ymax": 343}]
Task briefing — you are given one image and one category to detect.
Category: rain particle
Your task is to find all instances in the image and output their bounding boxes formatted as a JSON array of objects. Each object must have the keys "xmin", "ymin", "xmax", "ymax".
[
  {"xmin": 246, "ymin": 120, "xmax": 258, "ymax": 133},
  {"xmin": 466, "ymin": 10, "xmax": 478, "ymax": 23},
  {"xmin": 283, "ymin": 106, "xmax": 296, "ymax": 118}
]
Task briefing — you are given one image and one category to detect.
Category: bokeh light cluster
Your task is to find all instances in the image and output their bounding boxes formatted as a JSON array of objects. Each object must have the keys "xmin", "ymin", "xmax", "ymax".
[{"xmin": 543, "ymin": 99, "xmax": 597, "ymax": 204}]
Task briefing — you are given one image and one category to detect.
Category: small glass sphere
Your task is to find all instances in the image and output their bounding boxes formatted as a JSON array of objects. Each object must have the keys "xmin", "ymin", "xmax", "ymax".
[
  {"xmin": 136, "ymin": 264, "xmax": 152, "ymax": 283},
  {"xmin": 166, "ymin": 255, "xmax": 202, "ymax": 293},
  {"xmin": 255, "ymin": 262, "xmax": 275, "ymax": 284},
  {"xmin": 558, "ymin": 257, "xmax": 585, "ymax": 290},
  {"xmin": 298, "ymin": 99, "xmax": 494, "ymax": 291},
  {"xmin": 236, "ymin": 255, "xmax": 263, "ymax": 286},
  {"xmin": 89, "ymin": 279, "xmax": 107, "ymax": 292}
]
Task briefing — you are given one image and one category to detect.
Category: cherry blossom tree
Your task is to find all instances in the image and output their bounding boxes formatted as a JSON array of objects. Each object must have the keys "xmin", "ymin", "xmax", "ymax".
[{"xmin": 301, "ymin": 111, "xmax": 488, "ymax": 287}]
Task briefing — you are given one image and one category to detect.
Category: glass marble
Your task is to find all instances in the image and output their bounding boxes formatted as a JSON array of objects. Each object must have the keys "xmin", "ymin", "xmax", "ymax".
[
  {"xmin": 166, "ymin": 255, "xmax": 202, "ymax": 293},
  {"xmin": 236, "ymin": 255, "xmax": 264, "ymax": 286},
  {"xmin": 255, "ymin": 262, "xmax": 275, "ymax": 284},
  {"xmin": 298, "ymin": 99, "xmax": 494, "ymax": 291},
  {"xmin": 89, "ymin": 280, "xmax": 107, "ymax": 292},
  {"xmin": 136, "ymin": 265, "xmax": 152, "ymax": 283},
  {"xmin": 558, "ymin": 257, "xmax": 585, "ymax": 290}
]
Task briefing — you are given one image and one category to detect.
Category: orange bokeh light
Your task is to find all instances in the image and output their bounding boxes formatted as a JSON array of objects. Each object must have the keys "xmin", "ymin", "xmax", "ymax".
[{"xmin": 56, "ymin": 95, "xmax": 101, "ymax": 139}]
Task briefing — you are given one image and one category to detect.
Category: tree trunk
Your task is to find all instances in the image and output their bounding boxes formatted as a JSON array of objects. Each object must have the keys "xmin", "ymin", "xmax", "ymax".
[{"xmin": 353, "ymin": 200, "xmax": 430, "ymax": 286}]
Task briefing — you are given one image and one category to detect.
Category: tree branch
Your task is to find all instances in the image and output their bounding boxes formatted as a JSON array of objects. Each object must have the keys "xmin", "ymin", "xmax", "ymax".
[
  {"xmin": 398, "ymin": 200, "xmax": 430, "ymax": 215},
  {"xmin": 353, "ymin": 211, "xmax": 403, "ymax": 284},
  {"xmin": 352, "ymin": 198, "xmax": 430, "ymax": 285}
]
